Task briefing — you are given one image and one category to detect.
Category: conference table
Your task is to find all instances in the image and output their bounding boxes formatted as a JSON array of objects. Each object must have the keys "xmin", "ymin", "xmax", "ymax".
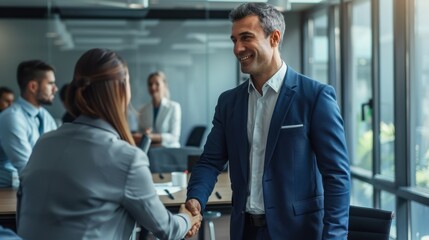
[{"xmin": 0, "ymin": 172, "xmax": 232, "ymax": 239}]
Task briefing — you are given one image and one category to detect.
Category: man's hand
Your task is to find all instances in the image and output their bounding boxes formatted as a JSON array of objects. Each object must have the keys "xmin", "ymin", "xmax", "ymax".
[
  {"xmin": 184, "ymin": 199, "xmax": 202, "ymax": 238},
  {"xmin": 185, "ymin": 199, "xmax": 201, "ymax": 216},
  {"xmin": 179, "ymin": 202, "xmax": 202, "ymax": 238}
]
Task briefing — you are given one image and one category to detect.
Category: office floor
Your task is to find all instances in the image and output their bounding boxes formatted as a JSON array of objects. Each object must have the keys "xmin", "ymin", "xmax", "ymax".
[{"xmin": 145, "ymin": 214, "xmax": 230, "ymax": 240}]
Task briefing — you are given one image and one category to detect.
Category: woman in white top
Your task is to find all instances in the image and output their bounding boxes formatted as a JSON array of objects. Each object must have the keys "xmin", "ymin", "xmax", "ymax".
[
  {"xmin": 138, "ymin": 72, "xmax": 181, "ymax": 148},
  {"xmin": 17, "ymin": 48, "xmax": 201, "ymax": 240}
]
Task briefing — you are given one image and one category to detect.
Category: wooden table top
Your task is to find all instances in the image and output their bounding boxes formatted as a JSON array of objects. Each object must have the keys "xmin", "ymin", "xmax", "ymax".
[
  {"xmin": 0, "ymin": 188, "xmax": 17, "ymax": 215},
  {"xmin": 155, "ymin": 172, "xmax": 231, "ymax": 207},
  {"xmin": 0, "ymin": 172, "xmax": 231, "ymax": 215}
]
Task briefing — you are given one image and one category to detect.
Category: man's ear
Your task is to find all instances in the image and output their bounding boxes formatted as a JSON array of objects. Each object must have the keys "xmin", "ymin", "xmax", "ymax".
[
  {"xmin": 270, "ymin": 30, "xmax": 281, "ymax": 48},
  {"xmin": 27, "ymin": 80, "xmax": 39, "ymax": 94}
]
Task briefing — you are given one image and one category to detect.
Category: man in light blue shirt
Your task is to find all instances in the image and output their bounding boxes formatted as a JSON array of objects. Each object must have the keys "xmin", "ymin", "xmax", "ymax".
[
  {"xmin": 0, "ymin": 225, "xmax": 21, "ymax": 240},
  {"xmin": 0, "ymin": 60, "xmax": 58, "ymax": 188},
  {"xmin": 0, "ymin": 87, "xmax": 14, "ymax": 113}
]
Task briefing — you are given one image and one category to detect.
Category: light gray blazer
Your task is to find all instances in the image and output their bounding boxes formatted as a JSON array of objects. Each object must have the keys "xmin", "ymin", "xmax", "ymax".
[
  {"xmin": 17, "ymin": 115, "xmax": 191, "ymax": 240},
  {"xmin": 138, "ymin": 98, "xmax": 181, "ymax": 148}
]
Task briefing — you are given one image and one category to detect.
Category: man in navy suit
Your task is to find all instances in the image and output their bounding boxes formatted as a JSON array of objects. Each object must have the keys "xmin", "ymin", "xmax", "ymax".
[{"xmin": 186, "ymin": 2, "xmax": 350, "ymax": 239}]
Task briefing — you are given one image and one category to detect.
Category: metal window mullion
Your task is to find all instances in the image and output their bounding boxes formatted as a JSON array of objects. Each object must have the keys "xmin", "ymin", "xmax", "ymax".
[
  {"xmin": 393, "ymin": 0, "xmax": 411, "ymax": 238},
  {"xmin": 371, "ymin": 0, "xmax": 381, "ymax": 209},
  {"xmin": 340, "ymin": 0, "xmax": 353, "ymax": 163},
  {"xmin": 328, "ymin": 5, "xmax": 341, "ymax": 105}
]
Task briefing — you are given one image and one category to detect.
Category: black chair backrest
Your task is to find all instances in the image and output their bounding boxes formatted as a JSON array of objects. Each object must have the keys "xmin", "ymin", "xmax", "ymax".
[
  {"xmin": 139, "ymin": 134, "xmax": 151, "ymax": 153},
  {"xmin": 348, "ymin": 205, "xmax": 394, "ymax": 240},
  {"xmin": 186, "ymin": 126, "xmax": 207, "ymax": 147}
]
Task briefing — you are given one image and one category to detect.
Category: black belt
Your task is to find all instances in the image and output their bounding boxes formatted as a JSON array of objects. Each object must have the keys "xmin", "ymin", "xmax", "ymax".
[{"xmin": 245, "ymin": 213, "xmax": 266, "ymax": 227}]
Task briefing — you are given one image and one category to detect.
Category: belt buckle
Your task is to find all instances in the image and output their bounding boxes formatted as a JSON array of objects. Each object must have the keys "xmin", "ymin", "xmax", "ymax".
[{"xmin": 249, "ymin": 214, "xmax": 265, "ymax": 227}]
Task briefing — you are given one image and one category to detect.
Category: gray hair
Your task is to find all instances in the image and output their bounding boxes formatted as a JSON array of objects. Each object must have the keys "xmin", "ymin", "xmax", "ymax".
[{"xmin": 229, "ymin": 3, "xmax": 285, "ymax": 48}]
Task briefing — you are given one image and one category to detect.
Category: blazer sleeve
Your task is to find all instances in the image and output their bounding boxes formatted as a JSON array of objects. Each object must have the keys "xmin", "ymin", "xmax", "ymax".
[
  {"xmin": 187, "ymin": 93, "xmax": 228, "ymax": 210},
  {"xmin": 310, "ymin": 85, "xmax": 350, "ymax": 239},
  {"xmin": 160, "ymin": 102, "xmax": 181, "ymax": 147},
  {"xmin": 121, "ymin": 150, "xmax": 191, "ymax": 240}
]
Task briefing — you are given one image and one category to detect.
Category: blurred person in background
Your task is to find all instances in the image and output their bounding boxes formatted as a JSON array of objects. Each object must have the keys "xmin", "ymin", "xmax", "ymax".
[
  {"xmin": 0, "ymin": 60, "xmax": 57, "ymax": 188},
  {"xmin": 0, "ymin": 87, "xmax": 14, "ymax": 113},
  {"xmin": 137, "ymin": 71, "xmax": 181, "ymax": 148}
]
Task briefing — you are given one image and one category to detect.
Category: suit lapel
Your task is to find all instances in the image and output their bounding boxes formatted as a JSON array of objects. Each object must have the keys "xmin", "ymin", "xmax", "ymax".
[
  {"xmin": 235, "ymin": 82, "xmax": 250, "ymax": 183},
  {"xmin": 264, "ymin": 67, "xmax": 297, "ymax": 169},
  {"xmin": 155, "ymin": 99, "xmax": 168, "ymax": 131}
]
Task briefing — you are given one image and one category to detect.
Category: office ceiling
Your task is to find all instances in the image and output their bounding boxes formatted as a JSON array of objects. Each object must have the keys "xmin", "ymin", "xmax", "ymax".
[
  {"xmin": 0, "ymin": 1, "xmax": 326, "ymax": 53},
  {"xmin": 0, "ymin": 0, "xmax": 323, "ymax": 11}
]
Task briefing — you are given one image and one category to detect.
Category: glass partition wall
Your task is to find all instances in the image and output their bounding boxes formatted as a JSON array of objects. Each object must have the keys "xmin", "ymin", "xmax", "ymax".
[
  {"xmin": 0, "ymin": 1, "xmax": 303, "ymax": 146},
  {"xmin": 0, "ymin": 8, "xmax": 236, "ymax": 146}
]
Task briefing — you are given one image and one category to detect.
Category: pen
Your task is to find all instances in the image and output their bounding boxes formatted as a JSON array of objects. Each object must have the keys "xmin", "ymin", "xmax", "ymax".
[
  {"xmin": 215, "ymin": 191, "xmax": 222, "ymax": 199},
  {"xmin": 164, "ymin": 189, "xmax": 175, "ymax": 200}
]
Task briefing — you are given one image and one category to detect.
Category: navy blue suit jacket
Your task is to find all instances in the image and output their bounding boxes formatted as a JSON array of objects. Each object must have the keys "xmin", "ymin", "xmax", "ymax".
[{"xmin": 187, "ymin": 67, "xmax": 350, "ymax": 239}]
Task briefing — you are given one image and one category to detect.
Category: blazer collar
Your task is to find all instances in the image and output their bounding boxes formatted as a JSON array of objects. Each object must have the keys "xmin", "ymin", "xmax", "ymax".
[
  {"xmin": 154, "ymin": 97, "xmax": 169, "ymax": 130},
  {"xmin": 247, "ymin": 61, "xmax": 287, "ymax": 95},
  {"xmin": 73, "ymin": 115, "xmax": 120, "ymax": 139}
]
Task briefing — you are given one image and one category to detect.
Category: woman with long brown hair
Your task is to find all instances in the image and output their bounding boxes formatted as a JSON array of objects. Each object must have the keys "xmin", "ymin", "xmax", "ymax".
[{"xmin": 17, "ymin": 48, "xmax": 201, "ymax": 240}]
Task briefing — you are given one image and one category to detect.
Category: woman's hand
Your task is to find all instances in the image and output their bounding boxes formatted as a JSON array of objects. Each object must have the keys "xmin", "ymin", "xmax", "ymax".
[{"xmin": 179, "ymin": 203, "xmax": 202, "ymax": 238}]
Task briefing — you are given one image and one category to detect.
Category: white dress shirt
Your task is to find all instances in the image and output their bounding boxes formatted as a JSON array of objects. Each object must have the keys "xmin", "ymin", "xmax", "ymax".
[{"xmin": 246, "ymin": 62, "xmax": 287, "ymax": 214}]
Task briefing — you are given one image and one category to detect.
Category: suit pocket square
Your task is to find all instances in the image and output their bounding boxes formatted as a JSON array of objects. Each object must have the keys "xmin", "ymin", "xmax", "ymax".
[{"xmin": 281, "ymin": 124, "xmax": 304, "ymax": 129}]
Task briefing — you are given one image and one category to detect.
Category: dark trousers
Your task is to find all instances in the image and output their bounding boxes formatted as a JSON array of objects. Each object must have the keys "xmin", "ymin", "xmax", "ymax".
[{"xmin": 242, "ymin": 213, "xmax": 270, "ymax": 240}]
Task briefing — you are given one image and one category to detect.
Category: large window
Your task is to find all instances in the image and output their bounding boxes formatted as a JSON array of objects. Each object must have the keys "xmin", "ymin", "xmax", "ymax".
[
  {"xmin": 411, "ymin": 202, "xmax": 429, "ymax": 240},
  {"xmin": 379, "ymin": 0, "xmax": 395, "ymax": 178},
  {"xmin": 351, "ymin": 179, "xmax": 373, "ymax": 207},
  {"xmin": 304, "ymin": 9, "xmax": 329, "ymax": 83},
  {"xmin": 350, "ymin": 0, "xmax": 373, "ymax": 171},
  {"xmin": 380, "ymin": 191, "xmax": 396, "ymax": 238},
  {"xmin": 411, "ymin": 0, "xmax": 429, "ymax": 190},
  {"xmin": 305, "ymin": 0, "xmax": 429, "ymax": 239}
]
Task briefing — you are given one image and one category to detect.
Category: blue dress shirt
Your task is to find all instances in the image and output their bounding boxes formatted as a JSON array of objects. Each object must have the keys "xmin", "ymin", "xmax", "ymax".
[
  {"xmin": 0, "ymin": 225, "xmax": 21, "ymax": 240},
  {"xmin": 0, "ymin": 97, "xmax": 57, "ymax": 187}
]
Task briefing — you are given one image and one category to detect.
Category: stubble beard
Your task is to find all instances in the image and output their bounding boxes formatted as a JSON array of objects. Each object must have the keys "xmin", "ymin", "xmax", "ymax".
[{"xmin": 36, "ymin": 91, "xmax": 54, "ymax": 106}]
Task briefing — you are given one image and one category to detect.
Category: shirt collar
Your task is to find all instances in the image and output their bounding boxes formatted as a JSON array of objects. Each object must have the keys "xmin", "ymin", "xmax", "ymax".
[
  {"xmin": 247, "ymin": 61, "xmax": 287, "ymax": 94},
  {"xmin": 16, "ymin": 97, "xmax": 40, "ymax": 118}
]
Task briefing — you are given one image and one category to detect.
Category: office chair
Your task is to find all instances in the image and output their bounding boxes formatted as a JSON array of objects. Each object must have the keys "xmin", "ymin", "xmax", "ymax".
[
  {"xmin": 203, "ymin": 211, "xmax": 222, "ymax": 240},
  {"xmin": 348, "ymin": 205, "xmax": 394, "ymax": 240},
  {"xmin": 185, "ymin": 126, "xmax": 206, "ymax": 147}
]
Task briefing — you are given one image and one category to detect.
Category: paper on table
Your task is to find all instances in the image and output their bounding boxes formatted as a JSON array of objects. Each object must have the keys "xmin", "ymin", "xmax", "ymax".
[{"xmin": 154, "ymin": 182, "xmax": 182, "ymax": 195}]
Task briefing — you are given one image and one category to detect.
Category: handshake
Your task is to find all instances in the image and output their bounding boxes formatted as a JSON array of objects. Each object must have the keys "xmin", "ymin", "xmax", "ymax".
[{"xmin": 179, "ymin": 199, "xmax": 203, "ymax": 238}]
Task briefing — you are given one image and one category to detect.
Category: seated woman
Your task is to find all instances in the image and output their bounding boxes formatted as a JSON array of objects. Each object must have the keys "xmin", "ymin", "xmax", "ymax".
[
  {"xmin": 17, "ymin": 48, "xmax": 201, "ymax": 240},
  {"xmin": 138, "ymin": 71, "xmax": 181, "ymax": 148}
]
